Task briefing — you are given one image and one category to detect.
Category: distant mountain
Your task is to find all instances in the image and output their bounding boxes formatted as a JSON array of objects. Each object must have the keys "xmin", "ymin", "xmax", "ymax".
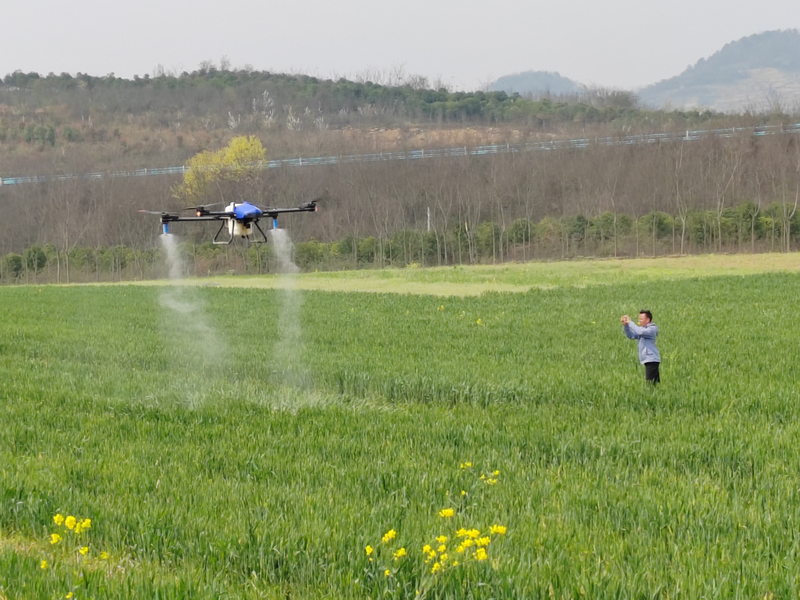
[
  {"xmin": 487, "ymin": 71, "xmax": 583, "ymax": 96},
  {"xmin": 639, "ymin": 29, "xmax": 800, "ymax": 112}
]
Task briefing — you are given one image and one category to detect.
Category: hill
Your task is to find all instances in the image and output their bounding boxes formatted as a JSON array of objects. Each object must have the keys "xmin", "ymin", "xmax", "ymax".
[
  {"xmin": 487, "ymin": 71, "xmax": 583, "ymax": 96},
  {"xmin": 639, "ymin": 29, "xmax": 800, "ymax": 112}
]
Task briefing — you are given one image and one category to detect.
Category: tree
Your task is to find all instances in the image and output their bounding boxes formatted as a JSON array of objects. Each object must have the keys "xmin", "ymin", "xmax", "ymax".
[{"xmin": 172, "ymin": 135, "xmax": 267, "ymax": 204}]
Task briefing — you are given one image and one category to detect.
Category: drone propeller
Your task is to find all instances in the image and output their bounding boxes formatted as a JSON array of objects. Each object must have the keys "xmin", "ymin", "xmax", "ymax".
[{"xmin": 185, "ymin": 202, "xmax": 223, "ymax": 211}]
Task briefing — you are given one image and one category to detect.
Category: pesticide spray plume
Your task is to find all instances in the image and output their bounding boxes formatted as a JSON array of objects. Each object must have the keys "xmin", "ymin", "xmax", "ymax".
[
  {"xmin": 158, "ymin": 233, "xmax": 229, "ymax": 405},
  {"xmin": 268, "ymin": 228, "xmax": 308, "ymax": 389}
]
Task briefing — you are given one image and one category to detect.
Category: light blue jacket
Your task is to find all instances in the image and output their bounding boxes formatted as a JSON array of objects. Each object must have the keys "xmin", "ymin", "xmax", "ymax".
[{"xmin": 623, "ymin": 322, "xmax": 660, "ymax": 364}]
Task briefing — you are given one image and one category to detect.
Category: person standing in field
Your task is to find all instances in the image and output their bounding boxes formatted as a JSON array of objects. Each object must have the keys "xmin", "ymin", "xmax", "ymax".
[{"xmin": 620, "ymin": 310, "xmax": 661, "ymax": 384}]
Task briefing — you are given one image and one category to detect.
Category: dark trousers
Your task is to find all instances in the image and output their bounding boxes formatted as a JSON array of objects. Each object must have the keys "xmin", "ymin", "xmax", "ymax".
[{"xmin": 644, "ymin": 362, "xmax": 660, "ymax": 384}]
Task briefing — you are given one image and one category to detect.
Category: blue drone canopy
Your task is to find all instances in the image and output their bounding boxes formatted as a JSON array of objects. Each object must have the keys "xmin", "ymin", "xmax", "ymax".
[{"xmin": 232, "ymin": 202, "xmax": 263, "ymax": 220}]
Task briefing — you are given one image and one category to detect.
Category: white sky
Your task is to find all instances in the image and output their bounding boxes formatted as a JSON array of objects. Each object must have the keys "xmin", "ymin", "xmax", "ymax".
[{"xmin": 3, "ymin": 0, "xmax": 800, "ymax": 91}]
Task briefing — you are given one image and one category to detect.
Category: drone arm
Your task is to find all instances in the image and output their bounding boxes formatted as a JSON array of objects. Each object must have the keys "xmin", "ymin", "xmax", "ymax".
[{"xmin": 160, "ymin": 214, "xmax": 226, "ymax": 223}]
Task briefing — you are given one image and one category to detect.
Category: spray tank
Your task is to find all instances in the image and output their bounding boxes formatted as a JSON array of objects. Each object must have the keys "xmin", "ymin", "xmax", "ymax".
[{"xmin": 225, "ymin": 202, "xmax": 256, "ymax": 238}]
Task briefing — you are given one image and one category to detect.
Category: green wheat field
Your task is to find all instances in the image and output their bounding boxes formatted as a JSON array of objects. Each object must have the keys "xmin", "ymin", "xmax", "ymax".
[{"xmin": 2, "ymin": 255, "xmax": 800, "ymax": 598}]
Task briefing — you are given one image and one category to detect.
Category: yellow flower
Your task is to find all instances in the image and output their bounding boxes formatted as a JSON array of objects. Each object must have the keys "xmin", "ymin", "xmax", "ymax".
[
  {"xmin": 476, "ymin": 537, "xmax": 491, "ymax": 547},
  {"xmin": 384, "ymin": 569, "xmax": 391, "ymax": 577},
  {"xmin": 456, "ymin": 544, "xmax": 466, "ymax": 553},
  {"xmin": 476, "ymin": 319, "xmax": 483, "ymax": 325},
  {"xmin": 79, "ymin": 546, "xmax": 89, "ymax": 555},
  {"xmin": 365, "ymin": 545, "xmax": 373, "ymax": 556},
  {"xmin": 100, "ymin": 551, "xmax": 109, "ymax": 560},
  {"xmin": 461, "ymin": 490, "xmax": 466, "ymax": 496},
  {"xmin": 436, "ymin": 535, "xmax": 447, "ymax": 544},
  {"xmin": 440, "ymin": 553, "xmax": 448, "ymax": 562},
  {"xmin": 456, "ymin": 528, "xmax": 468, "ymax": 538},
  {"xmin": 74, "ymin": 522, "xmax": 83, "ymax": 535},
  {"xmin": 475, "ymin": 548, "xmax": 488, "ymax": 561},
  {"xmin": 40, "ymin": 559, "xmax": 47, "ymax": 569},
  {"xmin": 50, "ymin": 533, "xmax": 62, "ymax": 545},
  {"xmin": 66, "ymin": 593, "xmax": 74, "ymax": 599},
  {"xmin": 431, "ymin": 562, "xmax": 441, "ymax": 573},
  {"xmin": 53, "ymin": 514, "xmax": 65, "ymax": 527},
  {"xmin": 65, "ymin": 516, "xmax": 77, "ymax": 530},
  {"xmin": 437, "ymin": 544, "xmax": 446, "ymax": 553},
  {"xmin": 485, "ymin": 478, "xmax": 498, "ymax": 485},
  {"xmin": 461, "ymin": 538, "xmax": 474, "ymax": 548},
  {"xmin": 467, "ymin": 529, "xmax": 480, "ymax": 538},
  {"xmin": 489, "ymin": 524, "xmax": 507, "ymax": 535},
  {"xmin": 393, "ymin": 547, "xmax": 406, "ymax": 560},
  {"xmin": 428, "ymin": 550, "xmax": 436, "ymax": 560},
  {"xmin": 381, "ymin": 529, "xmax": 397, "ymax": 543},
  {"xmin": 459, "ymin": 462, "xmax": 472, "ymax": 469},
  {"xmin": 422, "ymin": 544, "xmax": 431, "ymax": 554},
  {"xmin": 493, "ymin": 470, "xmax": 499, "ymax": 476},
  {"xmin": 438, "ymin": 508, "xmax": 454, "ymax": 518},
  {"xmin": 81, "ymin": 518, "xmax": 92, "ymax": 530}
]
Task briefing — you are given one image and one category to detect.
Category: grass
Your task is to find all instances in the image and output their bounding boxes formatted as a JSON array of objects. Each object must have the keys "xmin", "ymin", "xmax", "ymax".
[
  {"xmin": 2, "ymin": 256, "xmax": 800, "ymax": 598},
  {"xmin": 121, "ymin": 252, "xmax": 800, "ymax": 296}
]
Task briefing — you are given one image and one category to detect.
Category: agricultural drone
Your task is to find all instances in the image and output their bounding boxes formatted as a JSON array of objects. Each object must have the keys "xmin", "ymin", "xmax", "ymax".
[{"xmin": 140, "ymin": 199, "xmax": 318, "ymax": 244}]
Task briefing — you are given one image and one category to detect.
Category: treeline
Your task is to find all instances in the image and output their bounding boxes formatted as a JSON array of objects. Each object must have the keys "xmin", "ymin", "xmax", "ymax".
[
  {"xmin": 2, "ymin": 62, "xmax": 798, "ymax": 196},
  {"xmin": 0, "ymin": 67, "xmax": 727, "ymax": 132},
  {"xmin": 2, "ymin": 119, "xmax": 800, "ymax": 283},
  {"xmin": 3, "ymin": 65, "xmax": 785, "ymax": 174},
  {"xmin": 3, "ymin": 199, "xmax": 799, "ymax": 284}
]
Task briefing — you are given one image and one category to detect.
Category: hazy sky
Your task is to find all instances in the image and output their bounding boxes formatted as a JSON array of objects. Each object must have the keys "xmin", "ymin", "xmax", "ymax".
[{"xmin": 4, "ymin": 0, "xmax": 800, "ymax": 91}]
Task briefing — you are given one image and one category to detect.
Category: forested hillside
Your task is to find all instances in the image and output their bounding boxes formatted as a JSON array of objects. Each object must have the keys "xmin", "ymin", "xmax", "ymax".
[
  {"xmin": 1, "ymin": 66, "xmax": 800, "ymax": 283},
  {"xmin": 640, "ymin": 29, "xmax": 800, "ymax": 112}
]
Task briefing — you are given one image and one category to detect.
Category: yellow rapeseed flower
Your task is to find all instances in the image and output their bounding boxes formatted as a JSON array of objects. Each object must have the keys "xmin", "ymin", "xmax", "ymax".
[
  {"xmin": 459, "ymin": 462, "xmax": 472, "ymax": 469},
  {"xmin": 422, "ymin": 544, "xmax": 431, "ymax": 554},
  {"xmin": 381, "ymin": 529, "xmax": 397, "ymax": 543},
  {"xmin": 393, "ymin": 547, "xmax": 407, "ymax": 560},
  {"xmin": 475, "ymin": 548, "xmax": 488, "ymax": 561},
  {"xmin": 53, "ymin": 514, "xmax": 65, "ymax": 527},
  {"xmin": 438, "ymin": 508, "xmax": 454, "ymax": 518},
  {"xmin": 476, "ymin": 537, "xmax": 491, "ymax": 547},
  {"xmin": 384, "ymin": 569, "xmax": 391, "ymax": 577},
  {"xmin": 431, "ymin": 562, "xmax": 441, "ymax": 574},
  {"xmin": 440, "ymin": 553, "xmax": 448, "ymax": 562},
  {"xmin": 40, "ymin": 559, "xmax": 47, "ymax": 569},
  {"xmin": 456, "ymin": 528, "xmax": 468, "ymax": 538},
  {"xmin": 100, "ymin": 551, "xmax": 109, "ymax": 560},
  {"xmin": 436, "ymin": 535, "xmax": 447, "ymax": 544},
  {"xmin": 81, "ymin": 518, "xmax": 92, "ymax": 530},
  {"xmin": 50, "ymin": 533, "xmax": 62, "ymax": 545},
  {"xmin": 467, "ymin": 529, "xmax": 480, "ymax": 538},
  {"xmin": 489, "ymin": 524, "xmax": 507, "ymax": 535},
  {"xmin": 493, "ymin": 470, "xmax": 499, "ymax": 476},
  {"xmin": 66, "ymin": 593, "xmax": 74, "ymax": 599},
  {"xmin": 365, "ymin": 545, "xmax": 373, "ymax": 556},
  {"xmin": 79, "ymin": 546, "xmax": 89, "ymax": 556},
  {"xmin": 74, "ymin": 522, "xmax": 83, "ymax": 535},
  {"xmin": 65, "ymin": 516, "xmax": 77, "ymax": 530},
  {"xmin": 437, "ymin": 544, "xmax": 446, "ymax": 553},
  {"xmin": 461, "ymin": 490, "xmax": 466, "ymax": 496},
  {"xmin": 461, "ymin": 538, "xmax": 474, "ymax": 548}
]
